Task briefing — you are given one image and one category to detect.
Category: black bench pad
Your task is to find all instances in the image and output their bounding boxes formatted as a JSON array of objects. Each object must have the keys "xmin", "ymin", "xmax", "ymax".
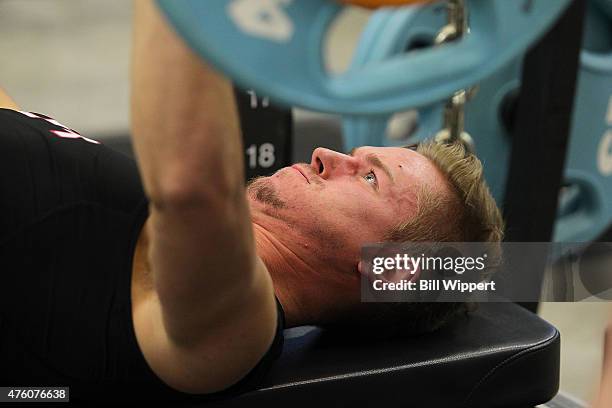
[{"xmin": 202, "ymin": 302, "xmax": 560, "ymax": 408}]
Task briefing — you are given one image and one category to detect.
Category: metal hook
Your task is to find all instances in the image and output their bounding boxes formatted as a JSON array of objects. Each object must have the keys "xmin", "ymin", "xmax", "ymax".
[{"xmin": 433, "ymin": 0, "xmax": 476, "ymax": 152}]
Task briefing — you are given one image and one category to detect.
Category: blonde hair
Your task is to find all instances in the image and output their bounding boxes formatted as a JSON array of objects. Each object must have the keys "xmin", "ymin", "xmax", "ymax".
[
  {"xmin": 328, "ymin": 141, "xmax": 505, "ymax": 338},
  {"xmin": 384, "ymin": 140, "xmax": 505, "ymax": 336},
  {"xmin": 386, "ymin": 140, "xmax": 504, "ymax": 244}
]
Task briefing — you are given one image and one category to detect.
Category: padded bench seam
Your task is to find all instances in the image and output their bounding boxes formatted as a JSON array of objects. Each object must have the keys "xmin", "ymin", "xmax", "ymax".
[
  {"xmin": 461, "ymin": 328, "xmax": 560, "ymax": 407},
  {"xmin": 256, "ymin": 329, "xmax": 559, "ymax": 393}
]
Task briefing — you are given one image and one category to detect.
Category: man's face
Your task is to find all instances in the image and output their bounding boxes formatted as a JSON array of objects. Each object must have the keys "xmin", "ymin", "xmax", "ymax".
[{"xmin": 247, "ymin": 145, "xmax": 449, "ymax": 259}]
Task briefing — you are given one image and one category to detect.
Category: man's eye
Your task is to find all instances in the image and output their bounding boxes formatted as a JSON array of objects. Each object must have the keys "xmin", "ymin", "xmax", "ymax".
[{"xmin": 364, "ymin": 171, "xmax": 378, "ymax": 188}]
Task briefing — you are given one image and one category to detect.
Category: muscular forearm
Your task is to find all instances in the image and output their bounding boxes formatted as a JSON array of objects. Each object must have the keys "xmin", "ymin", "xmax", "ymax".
[
  {"xmin": 131, "ymin": 0, "xmax": 271, "ymax": 347},
  {"xmin": 131, "ymin": 0, "xmax": 244, "ymax": 205}
]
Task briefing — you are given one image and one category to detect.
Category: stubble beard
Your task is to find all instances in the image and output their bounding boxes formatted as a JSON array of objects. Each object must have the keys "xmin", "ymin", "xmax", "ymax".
[{"xmin": 247, "ymin": 176, "xmax": 287, "ymax": 209}]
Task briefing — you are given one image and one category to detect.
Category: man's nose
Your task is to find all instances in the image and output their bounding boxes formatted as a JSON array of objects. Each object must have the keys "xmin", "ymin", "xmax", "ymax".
[{"xmin": 310, "ymin": 147, "xmax": 359, "ymax": 179}]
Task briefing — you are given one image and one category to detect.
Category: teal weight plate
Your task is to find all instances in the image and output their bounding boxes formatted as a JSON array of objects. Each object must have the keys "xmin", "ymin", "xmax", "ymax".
[{"xmin": 157, "ymin": 0, "xmax": 571, "ymax": 114}]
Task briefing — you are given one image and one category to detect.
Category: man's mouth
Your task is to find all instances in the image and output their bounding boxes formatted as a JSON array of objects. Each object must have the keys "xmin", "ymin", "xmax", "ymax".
[{"xmin": 291, "ymin": 165, "xmax": 310, "ymax": 184}]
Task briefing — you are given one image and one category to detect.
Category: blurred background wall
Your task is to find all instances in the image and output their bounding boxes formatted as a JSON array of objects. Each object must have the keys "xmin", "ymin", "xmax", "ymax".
[{"xmin": 0, "ymin": 0, "xmax": 132, "ymax": 136}]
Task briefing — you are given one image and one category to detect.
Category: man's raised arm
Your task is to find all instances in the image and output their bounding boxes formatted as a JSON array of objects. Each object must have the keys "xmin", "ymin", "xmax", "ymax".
[{"xmin": 130, "ymin": 0, "xmax": 277, "ymax": 393}]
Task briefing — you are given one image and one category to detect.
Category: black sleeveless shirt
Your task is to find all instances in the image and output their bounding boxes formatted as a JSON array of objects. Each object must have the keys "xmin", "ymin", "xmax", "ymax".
[{"xmin": 0, "ymin": 109, "xmax": 284, "ymax": 403}]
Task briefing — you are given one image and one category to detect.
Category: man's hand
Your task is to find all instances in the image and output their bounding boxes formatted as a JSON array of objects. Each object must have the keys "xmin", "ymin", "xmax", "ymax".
[
  {"xmin": 130, "ymin": 0, "xmax": 277, "ymax": 394},
  {"xmin": 0, "ymin": 87, "xmax": 20, "ymax": 110}
]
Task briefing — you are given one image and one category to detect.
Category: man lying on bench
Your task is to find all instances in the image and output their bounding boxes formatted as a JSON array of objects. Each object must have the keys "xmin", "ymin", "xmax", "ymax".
[{"xmin": 0, "ymin": 0, "xmax": 503, "ymax": 403}]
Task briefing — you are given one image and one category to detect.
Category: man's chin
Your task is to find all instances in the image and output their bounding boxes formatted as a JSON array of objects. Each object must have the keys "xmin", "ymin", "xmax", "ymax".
[{"xmin": 246, "ymin": 176, "xmax": 287, "ymax": 210}]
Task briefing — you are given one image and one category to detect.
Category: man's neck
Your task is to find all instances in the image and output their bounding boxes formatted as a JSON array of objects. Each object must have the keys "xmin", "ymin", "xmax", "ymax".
[{"xmin": 252, "ymin": 221, "xmax": 324, "ymax": 328}]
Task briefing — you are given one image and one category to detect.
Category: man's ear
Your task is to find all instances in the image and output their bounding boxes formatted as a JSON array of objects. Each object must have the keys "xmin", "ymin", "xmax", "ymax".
[
  {"xmin": 357, "ymin": 260, "xmax": 376, "ymax": 284},
  {"xmin": 381, "ymin": 259, "xmax": 421, "ymax": 284},
  {"xmin": 357, "ymin": 258, "xmax": 421, "ymax": 283}
]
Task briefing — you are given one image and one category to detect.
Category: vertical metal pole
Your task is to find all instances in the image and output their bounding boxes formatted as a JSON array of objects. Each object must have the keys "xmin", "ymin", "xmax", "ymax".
[{"xmin": 502, "ymin": 0, "xmax": 587, "ymax": 313}]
